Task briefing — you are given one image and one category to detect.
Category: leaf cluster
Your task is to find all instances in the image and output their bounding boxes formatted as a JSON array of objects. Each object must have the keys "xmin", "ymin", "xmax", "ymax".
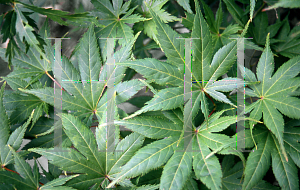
[{"xmin": 0, "ymin": 0, "xmax": 300, "ymax": 190}]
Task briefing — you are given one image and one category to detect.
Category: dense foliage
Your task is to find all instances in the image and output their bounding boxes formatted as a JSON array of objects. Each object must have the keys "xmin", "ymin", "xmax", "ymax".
[{"xmin": 0, "ymin": 0, "xmax": 300, "ymax": 189}]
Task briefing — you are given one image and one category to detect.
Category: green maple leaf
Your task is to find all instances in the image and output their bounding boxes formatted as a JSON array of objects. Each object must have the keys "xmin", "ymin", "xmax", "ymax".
[
  {"xmin": 0, "ymin": 82, "xmax": 34, "ymax": 168},
  {"xmin": 105, "ymin": 108, "xmax": 247, "ymax": 189},
  {"xmin": 272, "ymin": 19, "xmax": 300, "ymax": 58},
  {"xmin": 1, "ymin": 83, "xmax": 71, "ymax": 188},
  {"xmin": 243, "ymin": 33, "xmax": 300, "ymax": 162},
  {"xmin": 0, "ymin": 19, "xmax": 53, "ymax": 84},
  {"xmin": 134, "ymin": 0, "xmax": 180, "ymax": 46},
  {"xmin": 91, "ymin": 0, "xmax": 148, "ymax": 62},
  {"xmin": 30, "ymin": 113, "xmax": 145, "ymax": 189},
  {"xmin": 0, "ymin": 145, "xmax": 77, "ymax": 190},
  {"xmin": 220, "ymin": 155, "xmax": 279, "ymax": 190},
  {"xmin": 119, "ymin": 0, "xmax": 250, "ymax": 124},
  {"xmin": 0, "ymin": 19, "xmax": 51, "ymax": 125},
  {"xmin": 18, "ymin": 25, "xmax": 143, "ymax": 126},
  {"xmin": 242, "ymin": 124, "xmax": 300, "ymax": 190},
  {"xmin": 181, "ymin": 2, "xmax": 262, "ymax": 55},
  {"xmin": 249, "ymin": 12, "xmax": 283, "ymax": 46}
]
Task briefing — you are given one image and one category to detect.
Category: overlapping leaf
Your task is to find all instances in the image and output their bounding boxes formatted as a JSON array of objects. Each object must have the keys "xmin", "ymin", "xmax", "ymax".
[
  {"xmin": 133, "ymin": 0, "xmax": 180, "ymax": 47},
  {"xmin": 242, "ymin": 124, "xmax": 300, "ymax": 190},
  {"xmin": 106, "ymin": 108, "xmax": 243, "ymax": 189},
  {"xmin": 0, "ymin": 83, "xmax": 34, "ymax": 167},
  {"xmin": 0, "ymin": 145, "xmax": 76, "ymax": 190},
  {"xmin": 122, "ymin": 0, "xmax": 241, "ymax": 122},
  {"xmin": 30, "ymin": 113, "xmax": 144, "ymax": 189},
  {"xmin": 91, "ymin": 0, "xmax": 148, "ymax": 61},
  {"xmin": 221, "ymin": 155, "xmax": 279, "ymax": 190},
  {"xmin": 18, "ymin": 25, "xmax": 142, "ymax": 126},
  {"xmin": 243, "ymin": 34, "xmax": 300, "ymax": 162}
]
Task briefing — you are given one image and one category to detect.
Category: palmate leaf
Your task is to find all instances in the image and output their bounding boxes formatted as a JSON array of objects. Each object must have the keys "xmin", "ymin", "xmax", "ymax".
[
  {"xmin": 0, "ymin": 145, "xmax": 77, "ymax": 190},
  {"xmin": 14, "ymin": 4, "xmax": 49, "ymax": 63},
  {"xmin": 107, "ymin": 109, "xmax": 242, "ymax": 190},
  {"xmin": 19, "ymin": 26, "xmax": 141, "ymax": 126},
  {"xmin": 0, "ymin": 21, "xmax": 52, "ymax": 80},
  {"xmin": 273, "ymin": 20, "xmax": 300, "ymax": 58},
  {"xmin": 0, "ymin": 104, "xmax": 34, "ymax": 168},
  {"xmin": 242, "ymin": 124, "xmax": 300, "ymax": 190},
  {"xmin": 221, "ymin": 155, "xmax": 279, "ymax": 190},
  {"xmin": 91, "ymin": 0, "xmax": 147, "ymax": 61},
  {"xmin": 243, "ymin": 34, "xmax": 300, "ymax": 162},
  {"xmin": 123, "ymin": 0, "xmax": 240, "ymax": 121},
  {"xmin": 30, "ymin": 113, "xmax": 144, "ymax": 189},
  {"xmin": 137, "ymin": 0, "xmax": 180, "ymax": 47},
  {"xmin": 248, "ymin": 12, "xmax": 283, "ymax": 46},
  {"xmin": 0, "ymin": 20, "xmax": 54, "ymax": 125}
]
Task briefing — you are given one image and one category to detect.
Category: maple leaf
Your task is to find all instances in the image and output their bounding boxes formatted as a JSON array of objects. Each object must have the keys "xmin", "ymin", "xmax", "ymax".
[
  {"xmin": 18, "ymin": 25, "xmax": 142, "ymax": 126},
  {"xmin": 0, "ymin": 82, "xmax": 34, "ymax": 168},
  {"xmin": 134, "ymin": 0, "xmax": 180, "ymax": 46},
  {"xmin": 242, "ymin": 33, "xmax": 300, "ymax": 162},
  {"xmin": 181, "ymin": 2, "xmax": 262, "ymax": 55},
  {"xmin": 0, "ymin": 146, "xmax": 77, "ymax": 190},
  {"xmin": 91, "ymin": 0, "xmax": 148, "ymax": 62},
  {"xmin": 220, "ymin": 155, "xmax": 280, "ymax": 190},
  {"xmin": 105, "ymin": 108, "xmax": 247, "ymax": 189},
  {"xmin": 30, "ymin": 113, "xmax": 144, "ymax": 189},
  {"xmin": 0, "ymin": 83, "xmax": 75, "ymax": 189},
  {"xmin": 242, "ymin": 124, "xmax": 300, "ymax": 190},
  {"xmin": 120, "ymin": 0, "xmax": 247, "ymax": 123},
  {"xmin": 272, "ymin": 19, "xmax": 300, "ymax": 58}
]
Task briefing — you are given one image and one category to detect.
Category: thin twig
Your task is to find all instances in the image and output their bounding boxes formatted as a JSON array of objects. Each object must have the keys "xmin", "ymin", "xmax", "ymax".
[
  {"xmin": 2, "ymin": 166, "xmax": 44, "ymax": 186},
  {"xmin": 45, "ymin": 71, "xmax": 65, "ymax": 91}
]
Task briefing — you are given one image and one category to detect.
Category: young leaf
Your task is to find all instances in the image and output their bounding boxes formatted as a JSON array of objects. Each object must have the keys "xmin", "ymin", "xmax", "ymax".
[
  {"xmin": 19, "ymin": 29, "xmax": 140, "ymax": 126},
  {"xmin": 246, "ymin": 34, "xmax": 300, "ymax": 161},
  {"xmin": 92, "ymin": 0, "xmax": 147, "ymax": 61},
  {"xmin": 139, "ymin": 0, "xmax": 179, "ymax": 46},
  {"xmin": 124, "ymin": 0, "xmax": 240, "ymax": 121}
]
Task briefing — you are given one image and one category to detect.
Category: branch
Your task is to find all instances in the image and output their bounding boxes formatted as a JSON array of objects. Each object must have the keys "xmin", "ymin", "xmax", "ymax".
[{"xmin": 2, "ymin": 165, "xmax": 44, "ymax": 186}]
